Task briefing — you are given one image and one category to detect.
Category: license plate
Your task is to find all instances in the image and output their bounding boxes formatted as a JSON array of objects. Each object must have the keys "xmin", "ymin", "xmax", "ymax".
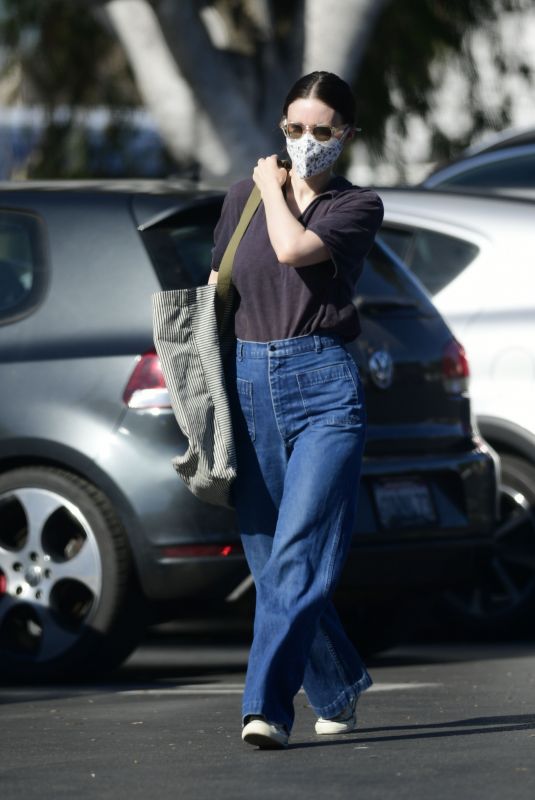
[{"xmin": 372, "ymin": 478, "xmax": 437, "ymax": 529}]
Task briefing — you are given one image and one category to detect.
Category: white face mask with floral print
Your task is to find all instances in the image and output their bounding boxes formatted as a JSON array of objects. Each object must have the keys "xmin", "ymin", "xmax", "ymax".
[{"xmin": 285, "ymin": 130, "xmax": 348, "ymax": 179}]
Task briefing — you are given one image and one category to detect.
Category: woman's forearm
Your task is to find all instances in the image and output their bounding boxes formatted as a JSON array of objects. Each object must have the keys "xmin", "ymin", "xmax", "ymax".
[
  {"xmin": 254, "ymin": 156, "xmax": 329, "ymax": 268},
  {"xmin": 261, "ymin": 182, "xmax": 310, "ymax": 265}
]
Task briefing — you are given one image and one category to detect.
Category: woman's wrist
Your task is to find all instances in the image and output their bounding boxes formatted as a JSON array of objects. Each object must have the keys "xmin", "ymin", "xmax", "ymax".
[{"xmin": 260, "ymin": 178, "xmax": 285, "ymax": 204}]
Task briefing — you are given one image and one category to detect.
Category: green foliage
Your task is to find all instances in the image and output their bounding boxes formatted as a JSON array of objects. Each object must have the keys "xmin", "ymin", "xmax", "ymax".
[
  {"xmin": 354, "ymin": 0, "xmax": 533, "ymax": 162},
  {"xmin": 0, "ymin": 0, "xmax": 147, "ymax": 177},
  {"xmin": 0, "ymin": 0, "xmax": 137, "ymax": 105}
]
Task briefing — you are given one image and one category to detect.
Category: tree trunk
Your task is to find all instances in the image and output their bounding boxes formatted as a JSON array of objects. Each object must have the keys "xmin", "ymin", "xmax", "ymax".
[
  {"xmin": 157, "ymin": 0, "xmax": 276, "ymax": 171},
  {"xmin": 105, "ymin": 0, "xmax": 233, "ymax": 176},
  {"xmin": 303, "ymin": 0, "xmax": 392, "ymax": 80}
]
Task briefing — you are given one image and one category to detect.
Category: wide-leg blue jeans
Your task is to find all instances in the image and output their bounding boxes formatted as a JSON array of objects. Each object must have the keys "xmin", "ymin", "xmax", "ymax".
[{"xmin": 227, "ymin": 332, "xmax": 372, "ymax": 734}]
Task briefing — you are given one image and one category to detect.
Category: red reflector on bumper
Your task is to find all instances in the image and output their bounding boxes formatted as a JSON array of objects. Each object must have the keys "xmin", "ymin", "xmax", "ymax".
[{"xmin": 161, "ymin": 544, "xmax": 243, "ymax": 558}]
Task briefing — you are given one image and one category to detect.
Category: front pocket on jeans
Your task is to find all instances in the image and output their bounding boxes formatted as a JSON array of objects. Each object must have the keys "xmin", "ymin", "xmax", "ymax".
[
  {"xmin": 296, "ymin": 362, "xmax": 360, "ymax": 426},
  {"xmin": 236, "ymin": 378, "xmax": 256, "ymax": 441}
]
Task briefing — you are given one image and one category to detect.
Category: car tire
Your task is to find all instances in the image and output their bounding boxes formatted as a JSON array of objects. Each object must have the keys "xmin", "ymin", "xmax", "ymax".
[
  {"xmin": 439, "ymin": 453, "xmax": 535, "ymax": 637},
  {"xmin": 0, "ymin": 466, "xmax": 146, "ymax": 679}
]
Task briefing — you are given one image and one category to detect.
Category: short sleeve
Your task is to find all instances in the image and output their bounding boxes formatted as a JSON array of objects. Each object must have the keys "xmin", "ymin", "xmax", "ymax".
[
  {"xmin": 306, "ymin": 189, "xmax": 384, "ymax": 281},
  {"xmin": 210, "ymin": 178, "xmax": 255, "ymax": 272}
]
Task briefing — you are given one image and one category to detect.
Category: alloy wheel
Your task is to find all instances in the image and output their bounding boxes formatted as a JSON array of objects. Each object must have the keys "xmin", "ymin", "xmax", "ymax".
[{"xmin": 0, "ymin": 487, "xmax": 103, "ymax": 663}]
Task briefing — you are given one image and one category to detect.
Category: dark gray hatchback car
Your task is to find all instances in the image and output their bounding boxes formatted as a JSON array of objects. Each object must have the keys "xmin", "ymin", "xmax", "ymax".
[{"xmin": 0, "ymin": 181, "xmax": 498, "ymax": 677}]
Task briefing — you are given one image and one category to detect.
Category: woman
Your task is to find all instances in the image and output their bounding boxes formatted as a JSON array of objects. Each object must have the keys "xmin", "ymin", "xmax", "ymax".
[{"xmin": 208, "ymin": 71, "xmax": 383, "ymax": 749}]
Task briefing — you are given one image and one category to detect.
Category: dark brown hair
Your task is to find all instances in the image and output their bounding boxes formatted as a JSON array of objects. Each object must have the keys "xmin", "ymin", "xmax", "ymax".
[{"xmin": 282, "ymin": 71, "xmax": 356, "ymax": 126}]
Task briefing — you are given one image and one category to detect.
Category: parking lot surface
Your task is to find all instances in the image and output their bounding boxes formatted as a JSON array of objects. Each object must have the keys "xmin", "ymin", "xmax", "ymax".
[{"xmin": 1, "ymin": 632, "xmax": 535, "ymax": 800}]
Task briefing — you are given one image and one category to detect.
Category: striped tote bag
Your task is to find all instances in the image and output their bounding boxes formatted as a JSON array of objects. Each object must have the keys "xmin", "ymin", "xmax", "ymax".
[{"xmin": 152, "ymin": 186, "xmax": 261, "ymax": 508}]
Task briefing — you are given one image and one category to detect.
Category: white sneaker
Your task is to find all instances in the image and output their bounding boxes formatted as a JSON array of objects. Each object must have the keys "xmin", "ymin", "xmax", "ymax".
[
  {"xmin": 315, "ymin": 699, "xmax": 357, "ymax": 735},
  {"xmin": 242, "ymin": 715, "xmax": 289, "ymax": 749}
]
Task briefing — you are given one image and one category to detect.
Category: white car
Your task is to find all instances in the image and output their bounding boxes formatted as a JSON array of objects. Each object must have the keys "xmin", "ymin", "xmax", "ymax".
[{"xmin": 378, "ymin": 188, "xmax": 535, "ymax": 635}]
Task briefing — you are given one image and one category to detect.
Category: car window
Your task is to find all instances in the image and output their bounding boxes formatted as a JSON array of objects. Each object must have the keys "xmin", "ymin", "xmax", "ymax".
[
  {"xmin": 376, "ymin": 227, "xmax": 413, "ymax": 263},
  {"xmin": 440, "ymin": 152, "xmax": 535, "ymax": 188},
  {"xmin": 139, "ymin": 202, "xmax": 222, "ymax": 288},
  {"xmin": 0, "ymin": 210, "xmax": 47, "ymax": 323},
  {"xmin": 358, "ymin": 240, "xmax": 437, "ymax": 317},
  {"xmin": 380, "ymin": 224, "xmax": 479, "ymax": 295}
]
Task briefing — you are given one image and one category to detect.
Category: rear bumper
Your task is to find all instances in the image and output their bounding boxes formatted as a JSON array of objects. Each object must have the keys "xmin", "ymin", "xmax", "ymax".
[
  {"xmin": 356, "ymin": 436, "xmax": 499, "ymax": 540},
  {"xmin": 146, "ymin": 534, "xmax": 493, "ymax": 613},
  {"xmin": 339, "ymin": 437, "xmax": 498, "ymax": 597},
  {"xmin": 138, "ymin": 437, "xmax": 498, "ymax": 605},
  {"xmin": 97, "ymin": 406, "xmax": 497, "ymax": 603}
]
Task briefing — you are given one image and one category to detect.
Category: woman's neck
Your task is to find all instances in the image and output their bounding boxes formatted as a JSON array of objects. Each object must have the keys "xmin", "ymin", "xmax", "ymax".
[{"xmin": 288, "ymin": 169, "xmax": 333, "ymax": 207}]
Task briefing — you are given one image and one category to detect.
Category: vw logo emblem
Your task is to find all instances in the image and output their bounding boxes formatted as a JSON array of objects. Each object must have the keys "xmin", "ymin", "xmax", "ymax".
[{"xmin": 368, "ymin": 350, "xmax": 394, "ymax": 389}]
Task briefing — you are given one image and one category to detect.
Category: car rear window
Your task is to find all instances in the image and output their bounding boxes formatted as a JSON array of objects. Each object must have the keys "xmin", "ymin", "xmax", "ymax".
[
  {"xmin": 379, "ymin": 224, "xmax": 479, "ymax": 295},
  {"xmin": 139, "ymin": 198, "xmax": 436, "ymax": 316},
  {"xmin": 358, "ymin": 240, "xmax": 437, "ymax": 316},
  {"xmin": 139, "ymin": 201, "xmax": 222, "ymax": 288},
  {"xmin": 0, "ymin": 210, "xmax": 47, "ymax": 324},
  {"xmin": 439, "ymin": 151, "xmax": 535, "ymax": 189}
]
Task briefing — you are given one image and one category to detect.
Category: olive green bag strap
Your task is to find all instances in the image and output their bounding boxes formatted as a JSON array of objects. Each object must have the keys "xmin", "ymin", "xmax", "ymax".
[{"xmin": 215, "ymin": 184, "xmax": 261, "ymax": 333}]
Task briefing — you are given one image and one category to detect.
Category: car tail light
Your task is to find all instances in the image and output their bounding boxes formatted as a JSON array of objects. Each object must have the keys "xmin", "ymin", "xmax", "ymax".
[
  {"xmin": 123, "ymin": 350, "xmax": 171, "ymax": 409},
  {"xmin": 160, "ymin": 544, "xmax": 243, "ymax": 558},
  {"xmin": 442, "ymin": 339, "xmax": 470, "ymax": 394},
  {"xmin": 0, "ymin": 570, "xmax": 6, "ymax": 595}
]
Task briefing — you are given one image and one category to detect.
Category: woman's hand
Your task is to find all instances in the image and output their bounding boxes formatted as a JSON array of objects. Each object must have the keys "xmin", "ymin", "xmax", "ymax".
[{"xmin": 253, "ymin": 155, "xmax": 288, "ymax": 195}]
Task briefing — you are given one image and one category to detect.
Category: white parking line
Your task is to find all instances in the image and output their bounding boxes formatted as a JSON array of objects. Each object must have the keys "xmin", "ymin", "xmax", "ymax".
[
  {"xmin": 0, "ymin": 681, "xmax": 442, "ymax": 702},
  {"xmin": 369, "ymin": 682, "xmax": 442, "ymax": 692},
  {"xmin": 119, "ymin": 682, "xmax": 441, "ymax": 696}
]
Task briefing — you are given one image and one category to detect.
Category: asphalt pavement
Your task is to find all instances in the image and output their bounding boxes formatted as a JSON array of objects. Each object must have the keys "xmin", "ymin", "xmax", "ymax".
[{"xmin": 1, "ymin": 632, "xmax": 535, "ymax": 800}]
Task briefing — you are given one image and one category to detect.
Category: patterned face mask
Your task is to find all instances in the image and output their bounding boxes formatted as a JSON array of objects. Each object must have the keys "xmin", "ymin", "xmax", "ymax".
[{"xmin": 285, "ymin": 131, "xmax": 348, "ymax": 179}]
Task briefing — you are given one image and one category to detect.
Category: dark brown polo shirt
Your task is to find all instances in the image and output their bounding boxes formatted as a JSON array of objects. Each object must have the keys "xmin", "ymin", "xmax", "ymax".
[{"xmin": 211, "ymin": 175, "xmax": 383, "ymax": 342}]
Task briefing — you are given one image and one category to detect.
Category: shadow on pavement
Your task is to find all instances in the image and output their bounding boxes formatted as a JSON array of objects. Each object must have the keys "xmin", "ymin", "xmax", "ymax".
[{"xmin": 288, "ymin": 713, "xmax": 535, "ymax": 750}]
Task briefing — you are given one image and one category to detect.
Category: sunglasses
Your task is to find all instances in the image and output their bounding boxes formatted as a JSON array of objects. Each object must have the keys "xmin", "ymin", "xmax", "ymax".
[{"xmin": 280, "ymin": 120, "xmax": 350, "ymax": 143}]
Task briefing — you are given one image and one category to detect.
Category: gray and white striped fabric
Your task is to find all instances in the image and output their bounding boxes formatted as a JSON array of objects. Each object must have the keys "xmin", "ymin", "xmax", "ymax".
[{"xmin": 152, "ymin": 285, "xmax": 236, "ymax": 508}]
